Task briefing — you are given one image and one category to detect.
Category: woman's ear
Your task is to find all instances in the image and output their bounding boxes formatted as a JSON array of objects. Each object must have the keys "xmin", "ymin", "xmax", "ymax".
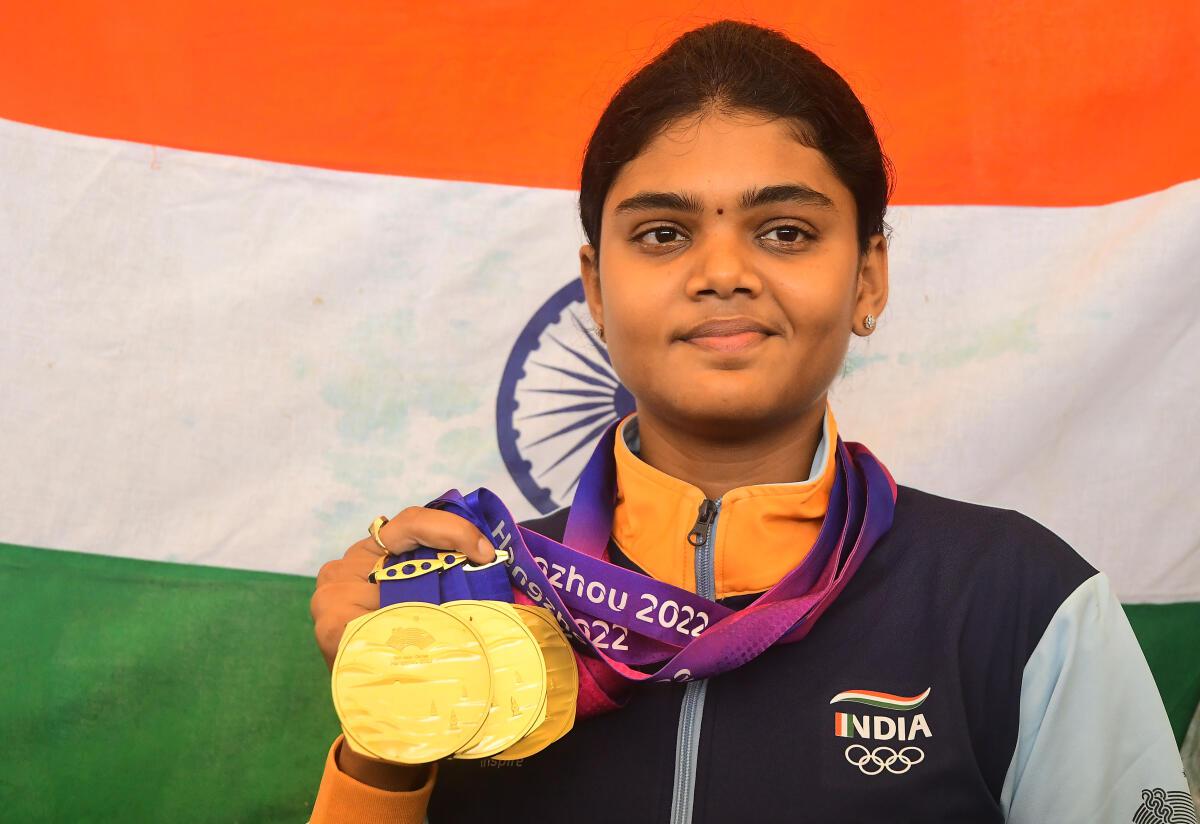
[
  {"xmin": 853, "ymin": 232, "xmax": 889, "ymax": 335},
  {"xmin": 579, "ymin": 243, "xmax": 604, "ymax": 331}
]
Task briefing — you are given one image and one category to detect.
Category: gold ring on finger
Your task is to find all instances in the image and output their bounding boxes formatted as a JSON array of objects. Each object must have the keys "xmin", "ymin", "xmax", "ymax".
[{"xmin": 369, "ymin": 515, "xmax": 390, "ymax": 552}]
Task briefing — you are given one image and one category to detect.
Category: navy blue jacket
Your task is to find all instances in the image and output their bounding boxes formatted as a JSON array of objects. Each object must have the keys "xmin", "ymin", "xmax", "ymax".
[{"xmin": 429, "ymin": 485, "xmax": 1188, "ymax": 823}]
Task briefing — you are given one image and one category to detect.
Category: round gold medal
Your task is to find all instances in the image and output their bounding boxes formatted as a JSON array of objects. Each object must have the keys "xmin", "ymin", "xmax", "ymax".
[
  {"xmin": 331, "ymin": 602, "xmax": 493, "ymax": 764},
  {"xmin": 492, "ymin": 603, "xmax": 579, "ymax": 759},
  {"xmin": 444, "ymin": 600, "xmax": 547, "ymax": 759}
]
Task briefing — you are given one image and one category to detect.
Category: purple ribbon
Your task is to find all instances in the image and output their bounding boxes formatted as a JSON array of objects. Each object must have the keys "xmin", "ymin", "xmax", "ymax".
[{"xmin": 423, "ymin": 417, "xmax": 897, "ymax": 703}]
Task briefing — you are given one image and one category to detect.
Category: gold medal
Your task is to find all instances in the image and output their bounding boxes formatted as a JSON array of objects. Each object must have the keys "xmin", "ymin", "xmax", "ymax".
[
  {"xmin": 444, "ymin": 600, "xmax": 547, "ymax": 759},
  {"xmin": 331, "ymin": 602, "xmax": 493, "ymax": 764},
  {"xmin": 492, "ymin": 603, "xmax": 579, "ymax": 759}
]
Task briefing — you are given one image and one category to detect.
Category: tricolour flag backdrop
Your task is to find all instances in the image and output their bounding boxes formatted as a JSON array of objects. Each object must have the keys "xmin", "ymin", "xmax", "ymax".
[{"xmin": 2, "ymin": 2, "xmax": 1197, "ymax": 820}]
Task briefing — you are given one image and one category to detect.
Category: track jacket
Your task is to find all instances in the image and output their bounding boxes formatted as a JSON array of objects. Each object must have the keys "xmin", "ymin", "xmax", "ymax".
[{"xmin": 311, "ymin": 405, "xmax": 1192, "ymax": 823}]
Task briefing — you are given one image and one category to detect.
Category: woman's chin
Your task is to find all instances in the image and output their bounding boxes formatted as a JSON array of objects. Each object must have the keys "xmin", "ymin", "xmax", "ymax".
[{"xmin": 660, "ymin": 395, "xmax": 789, "ymax": 432}]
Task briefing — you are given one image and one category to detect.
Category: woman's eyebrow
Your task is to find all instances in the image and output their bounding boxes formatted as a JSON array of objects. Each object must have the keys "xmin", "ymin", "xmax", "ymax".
[
  {"xmin": 741, "ymin": 183, "xmax": 836, "ymax": 211},
  {"xmin": 613, "ymin": 190, "xmax": 705, "ymax": 215},
  {"xmin": 612, "ymin": 183, "xmax": 835, "ymax": 215}
]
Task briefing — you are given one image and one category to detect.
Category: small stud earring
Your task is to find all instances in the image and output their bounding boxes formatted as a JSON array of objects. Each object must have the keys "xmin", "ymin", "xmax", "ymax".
[{"xmin": 863, "ymin": 314, "xmax": 876, "ymax": 331}]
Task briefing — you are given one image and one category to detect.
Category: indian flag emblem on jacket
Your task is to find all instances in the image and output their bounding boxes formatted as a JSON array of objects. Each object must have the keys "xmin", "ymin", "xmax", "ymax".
[
  {"xmin": 833, "ymin": 688, "xmax": 933, "ymax": 741},
  {"xmin": 830, "ymin": 687, "xmax": 931, "ymax": 711}
]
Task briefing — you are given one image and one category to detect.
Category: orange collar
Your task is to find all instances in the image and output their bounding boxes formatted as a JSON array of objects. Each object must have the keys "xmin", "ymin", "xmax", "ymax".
[{"xmin": 611, "ymin": 403, "xmax": 838, "ymax": 599}]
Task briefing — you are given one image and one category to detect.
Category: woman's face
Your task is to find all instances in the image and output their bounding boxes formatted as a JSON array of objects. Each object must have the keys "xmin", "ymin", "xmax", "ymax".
[{"xmin": 579, "ymin": 108, "xmax": 888, "ymax": 434}]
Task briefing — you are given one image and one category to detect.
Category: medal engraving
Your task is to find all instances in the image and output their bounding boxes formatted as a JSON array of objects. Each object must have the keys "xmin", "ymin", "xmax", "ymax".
[
  {"xmin": 332, "ymin": 602, "xmax": 493, "ymax": 764},
  {"xmin": 445, "ymin": 601, "xmax": 548, "ymax": 759},
  {"xmin": 493, "ymin": 603, "xmax": 579, "ymax": 759}
]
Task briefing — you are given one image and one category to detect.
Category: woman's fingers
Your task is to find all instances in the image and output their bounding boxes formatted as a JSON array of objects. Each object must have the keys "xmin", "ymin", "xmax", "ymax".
[
  {"xmin": 316, "ymin": 544, "xmax": 380, "ymax": 588},
  {"xmin": 371, "ymin": 506, "xmax": 496, "ymax": 564},
  {"xmin": 314, "ymin": 601, "xmax": 375, "ymax": 669},
  {"xmin": 310, "ymin": 505, "xmax": 498, "ymax": 672},
  {"xmin": 311, "ymin": 578, "xmax": 379, "ymax": 615}
]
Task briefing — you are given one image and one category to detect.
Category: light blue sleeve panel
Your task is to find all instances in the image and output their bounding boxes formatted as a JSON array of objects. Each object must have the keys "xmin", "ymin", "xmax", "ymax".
[{"xmin": 1000, "ymin": 572, "xmax": 1195, "ymax": 822}]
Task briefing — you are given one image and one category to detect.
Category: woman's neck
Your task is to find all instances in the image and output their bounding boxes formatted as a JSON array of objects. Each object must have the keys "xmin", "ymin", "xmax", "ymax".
[{"xmin": 632, "ymin": 399, "xmax": 828, "ymax": 500}]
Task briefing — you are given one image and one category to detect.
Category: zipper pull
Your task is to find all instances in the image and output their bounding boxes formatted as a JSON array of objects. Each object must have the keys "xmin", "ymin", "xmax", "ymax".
[{"xmin": 686, "ymin": 498, "xmax": 719, "ymax": 547}]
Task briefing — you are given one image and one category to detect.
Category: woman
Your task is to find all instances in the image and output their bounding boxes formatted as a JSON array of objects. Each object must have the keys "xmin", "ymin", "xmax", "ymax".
[{"xmin": 308, "ymin": 20, "xmax": 1189, "ymax": 823}]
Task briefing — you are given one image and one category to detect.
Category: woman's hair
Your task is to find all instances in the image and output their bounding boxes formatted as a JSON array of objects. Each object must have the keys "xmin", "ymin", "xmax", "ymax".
[{"xmin": 579, "ymin": 20, "xmax": 894, "ymax": 262}]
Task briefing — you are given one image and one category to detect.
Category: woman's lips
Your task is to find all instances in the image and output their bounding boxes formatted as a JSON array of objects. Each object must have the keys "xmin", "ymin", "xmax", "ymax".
[{"xmin": 685, "ymin": 331, "xmax": 769, "ymax": 352}]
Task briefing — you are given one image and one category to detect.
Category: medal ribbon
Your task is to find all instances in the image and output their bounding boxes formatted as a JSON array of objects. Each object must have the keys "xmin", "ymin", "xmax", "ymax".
[
  {"xmin": 377, "ymin": 547, "xmax": 514, "ymax": 606},
  {"xmin": 403, "ymin": 418, "xmax": 896, "ymax": 719}
]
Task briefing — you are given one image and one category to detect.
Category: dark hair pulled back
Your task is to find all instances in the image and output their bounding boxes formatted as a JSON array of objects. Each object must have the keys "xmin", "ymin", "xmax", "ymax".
[{"xmin": 579, "ymin": 20, "xmax": 894, "ymax": 261}]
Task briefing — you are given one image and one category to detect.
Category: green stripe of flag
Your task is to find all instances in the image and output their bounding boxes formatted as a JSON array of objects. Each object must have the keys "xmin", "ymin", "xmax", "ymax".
[
  {"xmin": 1123, "ymin": 600, "xmax": 1200, "ymax": 744},
  {"xmin": 1, "ymin": 542, "xmax": 1197, "ymax": 821},
  {"xmin": 0, "ymin": 543, "xmax": 339, "ymax": 823}
]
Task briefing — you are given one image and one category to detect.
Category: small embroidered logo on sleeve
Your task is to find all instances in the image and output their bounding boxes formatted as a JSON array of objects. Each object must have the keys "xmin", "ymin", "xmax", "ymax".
[{"xmin": 1131, "ymin": 788, "xmax": 1199, "ymax": 824}]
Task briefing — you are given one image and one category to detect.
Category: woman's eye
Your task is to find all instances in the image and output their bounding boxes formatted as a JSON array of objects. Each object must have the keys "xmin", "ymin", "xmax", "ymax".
[
  {"xmin": 634, "ymin": 226, "xmax": 686, "ymax": 246},
  {"xmin": 761, "ymin": 224, "xmax": 814, "ymax": 244},
  {"xmin": 633, "ymin": 224, "xmax": 814, "ymax": 249}
]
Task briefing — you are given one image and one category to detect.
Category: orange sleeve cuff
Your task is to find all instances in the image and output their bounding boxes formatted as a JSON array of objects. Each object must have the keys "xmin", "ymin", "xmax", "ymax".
[{"xmin": 310, "ymin": 735, "xmax": 437, "ymax": 824}]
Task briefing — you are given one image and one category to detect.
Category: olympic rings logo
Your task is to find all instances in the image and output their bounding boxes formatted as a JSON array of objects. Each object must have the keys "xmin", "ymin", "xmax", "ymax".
[{"xmin": 844, "ymin": 745, "xmax": 925, "ymax": 775}]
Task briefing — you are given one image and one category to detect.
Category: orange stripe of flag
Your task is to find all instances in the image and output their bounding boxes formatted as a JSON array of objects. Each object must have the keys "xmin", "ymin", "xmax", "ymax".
[{"xmin": 1, "ymin": 1, "xmax": 1196, "ymax": 205}]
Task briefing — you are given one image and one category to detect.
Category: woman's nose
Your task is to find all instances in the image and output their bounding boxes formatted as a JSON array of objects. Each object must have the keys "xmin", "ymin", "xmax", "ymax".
[{"xmin": 684, "ymin": 232, "xmax": 764, "ymax": 299}]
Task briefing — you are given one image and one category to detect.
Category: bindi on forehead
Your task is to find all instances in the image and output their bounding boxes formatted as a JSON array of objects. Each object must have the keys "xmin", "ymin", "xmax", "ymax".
[{"xmin": 716, "ymin": 208, "xmax": 724, "ymax": 215}]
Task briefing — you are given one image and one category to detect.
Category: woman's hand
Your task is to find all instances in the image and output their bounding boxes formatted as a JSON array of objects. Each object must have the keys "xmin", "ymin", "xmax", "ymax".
[
  {"xmin": 309, "ymin": 506, "xmax": 497, "ymax": 788},
  {"xmin": 310, "ymin": 505, "xmax": 497, "ymax": 670}
]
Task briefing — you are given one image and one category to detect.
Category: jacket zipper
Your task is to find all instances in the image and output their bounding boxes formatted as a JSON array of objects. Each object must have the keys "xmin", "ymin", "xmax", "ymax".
[
  {"xmin": 670, "ymin": 497, "xmax": 720, "ymax": 824},
  {"xmin": 686, "ymin": 499, "xmax": 718, "ymax": 550}
]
